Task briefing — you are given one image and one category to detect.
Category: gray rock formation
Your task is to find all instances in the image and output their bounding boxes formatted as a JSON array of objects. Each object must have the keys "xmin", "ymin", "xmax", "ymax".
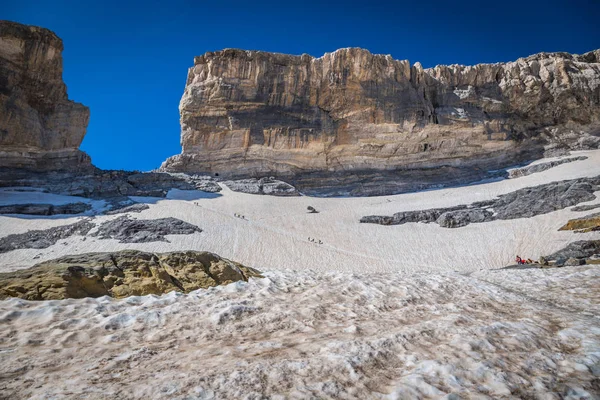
[
  {"xmin": 90, "ymin": 215, "xmax": 201, "ymax": 243},
  {"xmin": 544, "ymin": 240, "xmax": 600, "ymax": 266},
  {"xmin": 103, "ymin": 203, "xmax": 150, "ymax": 215},
  {"xmin": 361, "ymin": 176, "xmax": 600, "ymax": 227},
  {"xmin": 571, "ymin": 203, "xmax": 600, "ymax": 212},
  {"xmin": 507, "ymin": 156, "xmax": 587, "ymax": 178},
  {"xmin": 0, "ymin": 220, "xmax": 94, "ymax": 253},
  {"xmin": 0, "ymin": 169, "xmax": 221, "ymax": 198},
  {"xmin": 161, "ymin": 47, "xmax": 600, "ymax": 195},
  {"xmin": 223, "ymin": 177, "xmax": 299, "ymax": 196},
  {"xmin": 0, "ymin": 250, "xmax": 263, "ymax": 300},
  {"xmin": 0, "ymin": 21, "xmax": 90, "ymax": 170},
  {"xmin": 0, "ymin": 202, "xmax": 91, "ymax": 216}
]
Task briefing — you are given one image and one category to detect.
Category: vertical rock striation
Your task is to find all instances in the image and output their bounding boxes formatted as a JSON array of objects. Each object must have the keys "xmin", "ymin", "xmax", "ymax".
[
  {"xmin": 0, "ymin": 20, "xmax": 91, "ymax": 170},
  {"xmin": 161, "ymin": 47, "xmax": 600, "ymax": 194}
]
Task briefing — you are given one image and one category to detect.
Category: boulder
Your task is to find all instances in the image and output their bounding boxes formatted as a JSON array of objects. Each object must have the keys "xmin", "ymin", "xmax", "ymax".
[
  {"xmin": 223, "ymin": 177, "xmax": 299, "ymax": 196},
  {"xmin": 0, "ymin": 250, "xmax": 263, "ymax": 300},
  {"xmin": 436, "ymin": 209, "xmax": 493, "ymax": 228}
]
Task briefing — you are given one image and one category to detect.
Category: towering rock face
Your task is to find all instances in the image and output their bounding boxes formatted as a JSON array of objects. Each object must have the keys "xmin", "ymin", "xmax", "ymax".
[
  {"xmin": 0, "ymin": 20, "xmax": 90, "ymax": 170},
  {"xmin": 161, "ymin": 47, "xmax": 600, "ymax": 193}
]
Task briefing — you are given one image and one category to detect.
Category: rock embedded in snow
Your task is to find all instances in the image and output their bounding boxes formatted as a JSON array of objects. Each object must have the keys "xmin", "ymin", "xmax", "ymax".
[
  {"xmin": 0, "ymin": 220, "xmax": 94, "ymax": 253},
  {"xmin": 436, "ymin": 208, "xmax": 493, "ymax": 228},
  {"xmin": 507, "ymin": 156, "xmax": 588, "ymax": 178},
  {"xmin": 223, "ymin": 177, "xmax": 299, "ymax": 196},
  {"xmin": 161, "ymin": 47, "xmax": 600, "ymax": 196},
  {"xmin": 0, "ymin": 250, "xmax": 262, "ymax": 300},
  {"xmin": 544, "ymin": 240, "xmax": 600, "ymax": 266},
  {"xmin": 571, "ymin": 203, "xmax": 600, "ymax": 212},
  {"xmin": 90, "ymin": 216, "xmax": 202, "ymax": 243},
  {"xmin": 0, "ymin": 202, "xmax": 91, "ymax": 216},
  {"xmin": 103, "ymin": 203, "xmax": 150, "ymax": 215},
  {"xmin": 0, "ymin": 168, "xmax": 221, "ymax": 199},
  {"xmin": 559, "ymin": 212, "xmax": 600, "ymax": 232},
  {"xmin": 362, "ymin": 176, "xmax": 600, "ymax": 227},
  {"xmin": 0, "ymin": 21, "xmax": 91, "ymax": 171}
]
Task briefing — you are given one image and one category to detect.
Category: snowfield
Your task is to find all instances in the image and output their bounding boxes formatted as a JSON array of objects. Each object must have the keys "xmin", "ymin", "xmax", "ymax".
[
  {"xmin": 0, "ymin": 150, "xmax": 599, "ymax": 398},
  {"xmin": 0, "ymin": 267, "xmax": 598, "ymax": 399}
]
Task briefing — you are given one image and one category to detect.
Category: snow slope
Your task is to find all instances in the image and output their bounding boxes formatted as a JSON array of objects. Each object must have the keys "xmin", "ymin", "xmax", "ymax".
[
  {"xmin": 1, "ymin": 150, "xmax": 600, "ymax": 274},
  {"xmin": 0, "ymin": 266, "xmax": 598, "ymax": 399}
]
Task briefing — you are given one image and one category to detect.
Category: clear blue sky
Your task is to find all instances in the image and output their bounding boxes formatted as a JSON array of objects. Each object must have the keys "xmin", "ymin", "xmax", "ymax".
[{"xmin": 5, "ymin": 0, "xmax": 600, "ymax": 171}]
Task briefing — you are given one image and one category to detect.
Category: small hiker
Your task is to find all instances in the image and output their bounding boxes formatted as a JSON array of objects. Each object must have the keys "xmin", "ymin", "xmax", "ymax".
[
  {"xmin": 516, "ymin": 255, "xmax": 523, "ymax": 265},
  {"xmin": 318, "ymin": 240, "xmax": 323, "ymax": 244}
]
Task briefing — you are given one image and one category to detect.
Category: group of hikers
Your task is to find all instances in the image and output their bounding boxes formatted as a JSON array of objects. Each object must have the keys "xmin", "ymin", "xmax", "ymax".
[
  {"xmin": 515, "ymin": 255, "xmax": 535, "ymax": 265},
  {"xmin": 234, "ymin": 213, "xmax": 247, "ymax": 220},
  {"xmin": 308, "ymin": 237, "xmax": 323, "ymax": 244}
]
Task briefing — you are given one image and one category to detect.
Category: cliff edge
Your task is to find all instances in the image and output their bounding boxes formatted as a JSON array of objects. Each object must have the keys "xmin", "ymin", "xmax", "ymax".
[
  {"xmin": 161, "ymin": 47, "xmax": 600, "ymax": 194},
  {"xmin": 0, "ymin": 20, "xmax": 90, "ymax": 170}
]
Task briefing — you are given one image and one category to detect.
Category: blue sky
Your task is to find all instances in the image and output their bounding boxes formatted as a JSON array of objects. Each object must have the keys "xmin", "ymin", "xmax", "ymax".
[{"xmin": 4, "ymin": 0, "xmax": 599, "ymax": 171}]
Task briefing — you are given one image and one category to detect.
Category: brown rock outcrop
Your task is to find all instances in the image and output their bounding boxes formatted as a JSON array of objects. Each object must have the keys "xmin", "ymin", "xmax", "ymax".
[
  {"xmin": 0, "ymin": 250, "xmax": 263, "ymax": 300},
  {"xmin": 0, "ymin": 20, "xmax": 90, "ymax": 170},
  {"xmin": 161, "ymin": 47, "xmax": 600, "ymax": 194},
  {"xmin": 559, "ymin": 212, "xmax": 600, "ymax": 232}
]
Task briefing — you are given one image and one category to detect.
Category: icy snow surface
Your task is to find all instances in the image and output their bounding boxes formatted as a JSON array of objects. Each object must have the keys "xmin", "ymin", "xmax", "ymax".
[
  {"xmin": 0, "ymin": 150, "xmax": 599, "ymax": 398},
  {"xmin": 0, "ymin": 267, "xmax": 598, "ymax": 399}
]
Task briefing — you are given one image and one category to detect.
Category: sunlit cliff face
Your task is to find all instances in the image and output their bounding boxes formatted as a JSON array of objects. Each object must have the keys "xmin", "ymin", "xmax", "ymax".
[{"xmin": 162, "ymin": 47, "xmax": 600, "ymax": 183}]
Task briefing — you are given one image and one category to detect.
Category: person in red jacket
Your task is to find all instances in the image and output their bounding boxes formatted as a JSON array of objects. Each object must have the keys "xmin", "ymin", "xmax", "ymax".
[{"xmin": 515, "ymin": 255, "xmax": 523, "ymax": 265}]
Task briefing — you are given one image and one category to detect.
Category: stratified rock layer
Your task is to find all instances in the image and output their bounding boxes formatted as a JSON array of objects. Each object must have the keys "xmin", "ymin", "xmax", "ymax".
[
  {"xmin": 162, "ymin": 47, "xmax": 600, "ymax": 194},
  {"xmin": 0, "ymin": 20, "xmax": 90, "ymax": 170},
  {"xmin": 0, "ymin": 250, "xmax": 263, "ymax": 300}
]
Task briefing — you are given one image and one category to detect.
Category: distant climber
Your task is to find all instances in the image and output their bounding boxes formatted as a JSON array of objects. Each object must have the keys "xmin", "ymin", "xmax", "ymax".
[{"xmin": 515, "ymin": 255, "xmax": 524, "ymax": 265}]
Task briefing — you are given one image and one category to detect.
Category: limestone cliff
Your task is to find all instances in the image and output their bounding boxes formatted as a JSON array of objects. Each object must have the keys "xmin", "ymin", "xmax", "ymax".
[
  {"xmin": 0, "ymin": 20, "xmax": 90, "ymax": 170},
  {"xmin": 161, "ymin": 47, "xmax": 600, "ymax": 193}
]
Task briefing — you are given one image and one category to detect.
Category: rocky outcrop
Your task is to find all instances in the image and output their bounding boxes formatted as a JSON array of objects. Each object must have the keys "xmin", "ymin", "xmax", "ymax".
[
  {"xmin": 0, "ymin": 220, "xmax": 94, "ymax": 253},
  {"xmin": 559, "ymin": 212, "xmax": 600, "ymax": 232},
  {"xmin": 161, "ymin": 47, "xmax": 600, "ymax": 194},
  {"xmin": 571, "ymin": 203, "xmax": 600, "ymax": 212},
  {"xmin": 0, "ymin": 169, "xmax": 221, "ymax": 198},
  {"xmin": 0, "ymin": 21, "xmax": 90, "ymax": 170},
  {"xmin": 103, "ymin": 203, "xmax": 150, "ymax": 215},
  {"xmin": 507, "ymin": 156, "xmax": 587, "ymax": 178},
  {"xmin": 223, "ymin": 177, "xmax": 299, "ymax": 196},
  {"xmin": 0, "ymin": 216, "xmax": 201, "ymax": 253},
  {"xmin": 544, "ymin": 240, "xmax": 600, "ymax": 266},
  {"xmin": 91, "ymin": 216, "xmax": 201, "ymax": 243},
  {"xmin": 0, "ymin": 250, "xmax": 263, "ymax": 300},
  {"xmin": 361, "ymin": 176, "xmax": 600, "ymax": 227},
  {"xmin": 0, "ymin": 202, "xmax": 91, "ymax": 215}
]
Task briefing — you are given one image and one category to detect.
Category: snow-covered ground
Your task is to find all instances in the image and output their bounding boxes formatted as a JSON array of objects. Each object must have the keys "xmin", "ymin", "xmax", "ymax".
[
  {"xmin": 0, "ymin": 150, "xmax": 599, "ymax": 398},
  {"xmin": 1, "ymin": 150, "xmax": 600, "ymax": 274},
  {"xmin": 0, "ymin": 266, "xmax": 598, "ymax": 399}
]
